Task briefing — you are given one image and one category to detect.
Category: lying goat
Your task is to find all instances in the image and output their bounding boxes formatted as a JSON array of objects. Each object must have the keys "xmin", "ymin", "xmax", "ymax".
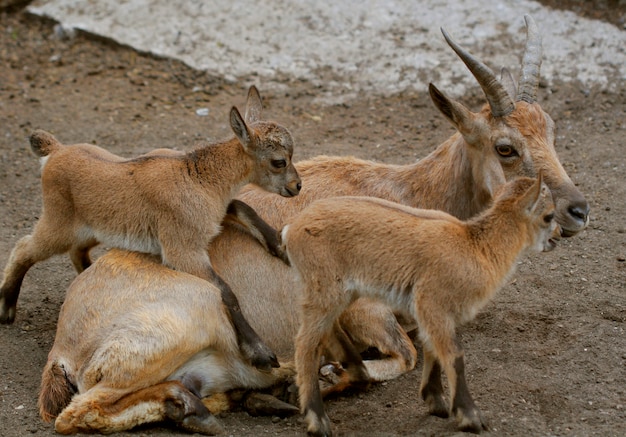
[
  {"xmin": 39, "ymin": 248, "xmax": 298, "ymax": 435},
  {"xmin": 283, "ymin": 175, "xmax": 560, "ymax": 435},
  {"xmin": 0, "ymin": 86, "xmax": 301, "ymax": 370}
]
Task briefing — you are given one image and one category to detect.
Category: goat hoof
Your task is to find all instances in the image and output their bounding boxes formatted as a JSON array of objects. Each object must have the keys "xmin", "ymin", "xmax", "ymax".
[
  {"xmin": 456, "ymin": 407, "xmax": 488, "ymax": 434},
  {"xmin": 250, "ymin": 350, "xmax": 280, "ymax": 371},
  {"xmin": 0, "ymin": 301, "xmax": 16, "ymax": 324},
  {"xmin": 319, "ymin": 362, "xmax": 343, "ymax": 385},
  {"xmin": 305, "ymin": 410, "xmax": 333, "ymax": 437},
  {"xmin": 241, "ymin": 339, "xmax": 280, "ymax": 371},
  {"xmin": 318, "ymin": 362, "xmax": 351, "ymax": 397},
  {"xmin": 424, "ymin": 394, "xmax": 449, "ymax": 418},
  {"xmin": 180, "ymin": 414, "xmax": 224, "ymax": 435},
  {"xmin": 269, "ymin": 245, "xmax": 291, "ymax": 266}
]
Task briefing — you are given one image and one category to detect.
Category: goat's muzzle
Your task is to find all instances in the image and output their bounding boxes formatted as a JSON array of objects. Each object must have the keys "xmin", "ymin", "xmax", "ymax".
[{"xmin": 282, "ymin": 181, "xmax": 302, "ymax": 197}]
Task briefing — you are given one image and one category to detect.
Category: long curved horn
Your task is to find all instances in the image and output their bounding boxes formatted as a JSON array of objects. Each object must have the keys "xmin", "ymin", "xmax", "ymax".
[
  {"xmin": 441, "ymin": 28, "xmax": 514, "ymax": 117},
  {"xmin": 517, "ymin": 14, "xmax": 543, "ymax": 103}
]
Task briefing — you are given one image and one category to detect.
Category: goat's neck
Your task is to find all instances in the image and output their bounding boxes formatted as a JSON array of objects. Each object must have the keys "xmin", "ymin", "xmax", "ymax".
[
  {"xmin": 467, "ymin": 208, "xmax": 529, "ymax": 278},
  {"xmin": 397, "ymin": 133, "xmax": 492, "ymax": 220},
  {"xmin": 184, "ymin": 139, "xmax": 252, "ymax": 197}
]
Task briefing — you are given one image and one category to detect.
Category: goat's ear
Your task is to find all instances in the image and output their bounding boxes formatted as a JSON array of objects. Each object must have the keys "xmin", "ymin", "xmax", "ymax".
[
  {"xmin": 500, "ymin": 68, "xmax": 517, "ymax": 101},
  {"xmin": 429, "ymin": 83, "xmax": 474, "ymax": 134},
  {"xmin": 520, "ymin": 173, "xmax": 544, "ymax": 215},
  {"xmin": 230, "ymin": 106, "xmax": 254, "ymax": 151},
  {"xmin": 245, "ymin": 85, "xmax": 263, "ymax": 124}
]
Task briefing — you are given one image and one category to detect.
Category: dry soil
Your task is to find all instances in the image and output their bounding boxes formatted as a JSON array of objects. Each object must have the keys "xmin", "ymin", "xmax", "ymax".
[{"xmin": 0, "ymin": 2, "xmax": 624, "ymax": 436}]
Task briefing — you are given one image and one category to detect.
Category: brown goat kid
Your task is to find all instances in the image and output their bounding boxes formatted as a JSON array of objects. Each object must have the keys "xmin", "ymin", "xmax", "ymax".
[
  {"xmin": 0, "ymin": 86, "xmax": 301, "ymax": 370},
  {"xmin": 284, "ymin": 175, "xmax": 560, "ymax": 436}
]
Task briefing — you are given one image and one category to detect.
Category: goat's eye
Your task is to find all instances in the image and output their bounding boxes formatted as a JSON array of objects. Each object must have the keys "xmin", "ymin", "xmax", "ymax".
[
  {"xmin": 495, "ymin": 144, "xmax": 518, "ymax": 158},
  {"xmin": 544, "ymin": 212, "xmax": 554, "ymax": 223},
  {"xmin": 271, "ymin": 159, "xmax": 287, "ymax": 169}
]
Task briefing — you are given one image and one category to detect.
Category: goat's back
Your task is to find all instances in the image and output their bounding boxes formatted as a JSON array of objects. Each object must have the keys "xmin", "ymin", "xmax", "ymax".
[
  {"xmin": 282, "ymin": 196, "xmax": 471, "ymax": 286},
  {"xmin": 236, "ymin": 155, "xmax": 412, "ymax": 227}
]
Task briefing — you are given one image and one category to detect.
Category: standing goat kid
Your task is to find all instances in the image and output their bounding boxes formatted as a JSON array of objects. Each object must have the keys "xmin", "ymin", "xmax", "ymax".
[
  {"xmin": 0, "ymin": 86, "xmax": 301, "ymax": 370},
  {"xmin": 283, "ymin": 175, "xmax": 560, "ymax": 436}
]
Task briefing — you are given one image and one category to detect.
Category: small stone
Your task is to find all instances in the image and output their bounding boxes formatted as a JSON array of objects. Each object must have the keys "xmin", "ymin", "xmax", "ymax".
[
  {"xmin": 196, "ymin": 107, "xmax": 210, "ymax": 116},
  {"xmin": 53, "ymin": 24, "xmax": 76, "ymax": 41}
]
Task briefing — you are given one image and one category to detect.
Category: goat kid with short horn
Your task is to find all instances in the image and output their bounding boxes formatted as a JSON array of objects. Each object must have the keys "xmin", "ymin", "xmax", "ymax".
[
  {"xmin": 1, "ymin": 86, "xmax": 301, "ymax": 370},
  {"xmin": 284, "ymin": 175, "xmax": 561, "ymax": 436}
]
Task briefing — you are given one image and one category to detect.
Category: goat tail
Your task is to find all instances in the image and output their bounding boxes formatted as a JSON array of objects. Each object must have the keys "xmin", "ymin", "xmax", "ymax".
[
  {"xmin": 30, "ymin": 129, "xmax": 62, "ymax": 157},
  {"xmin": 38, "ymin": 359, "xmax": 75, "ymax": 422}
]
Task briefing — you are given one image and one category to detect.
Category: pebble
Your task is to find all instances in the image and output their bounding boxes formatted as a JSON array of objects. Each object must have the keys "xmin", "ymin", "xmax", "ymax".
[
  {"xmin": 196, "ymin": 107, "xmax": 210, "ymax": 116},
  {"xmin": 53, "ymin": 24, "xmax": 76, "ymax": 41}
]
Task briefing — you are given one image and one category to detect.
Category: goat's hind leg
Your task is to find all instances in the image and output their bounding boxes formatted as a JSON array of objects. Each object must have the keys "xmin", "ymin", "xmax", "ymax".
[
  {"xmin": 1, "ymin": 222, "xmax": 72, "ymax": 323},
  {"xmin": 54, "ymin": 382, "xmax": 223, "ymax": 435}
]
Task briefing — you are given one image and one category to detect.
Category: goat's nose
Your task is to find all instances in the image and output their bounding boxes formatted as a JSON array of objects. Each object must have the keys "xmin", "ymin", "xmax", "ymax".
[{"xmin": 568, "ymin": 202, "xmax": 590, "ymax": 223}]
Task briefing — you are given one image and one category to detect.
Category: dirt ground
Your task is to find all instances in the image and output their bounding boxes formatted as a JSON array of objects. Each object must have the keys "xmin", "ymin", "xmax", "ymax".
[{"xmin": 0, "ymin": 2, "xmax": 625, "ymax": 436}]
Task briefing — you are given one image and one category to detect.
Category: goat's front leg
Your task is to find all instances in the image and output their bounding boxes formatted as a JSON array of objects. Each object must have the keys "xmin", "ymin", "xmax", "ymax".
[
  {"xmin": 225, "ymin": 200, "xmax": 289, "ymax": 265},
  {"xmin": 161, "ymin": 248, "xmax": 278, "ymax": 371},
  {"xmin": 429, "ymin": 332, "xmax": 488, "ymax": 433},
  {"xmin": 209, "ymin": 270, "xmax": 279, "ymax": 370},
  {"xmin": 419, "ymin": 348, "xmax": 449, "ymax": 418},
  {"xmin": 69, "ymin": 238, "xmax": 99, "ymax": 273}
]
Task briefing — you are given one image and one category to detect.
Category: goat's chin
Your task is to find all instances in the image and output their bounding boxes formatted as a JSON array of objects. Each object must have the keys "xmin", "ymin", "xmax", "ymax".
[
  {"xmin": 279, "ymin": 188, "xmax": 299, "ymax": 198},
  {"xmin": 560, "ymin": 217, "xmax": 589, "ymax": 238},
  {"xmin": 560, "ymin": 228, "xmax": 580, "ymax": 238},
  {"xmin": 543, "ymin": 238, "xmax": 558, "ymax": 252}
]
